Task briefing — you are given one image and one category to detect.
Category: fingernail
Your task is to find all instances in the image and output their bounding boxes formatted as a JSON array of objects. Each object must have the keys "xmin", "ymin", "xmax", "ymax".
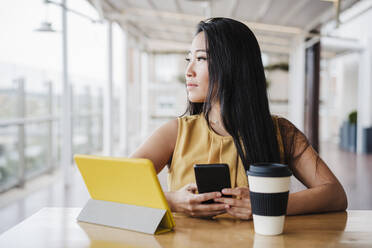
[
  {"xmin": 217, "ymin": 192, "xmax": 222, "ymax": 197},
  {"xmin": 222, "ymin": 189, "xmax": 227, "ymax": 193},
  {"xmin": 225, "ymin": 205, "xmax": 229, "ymax": 209}
]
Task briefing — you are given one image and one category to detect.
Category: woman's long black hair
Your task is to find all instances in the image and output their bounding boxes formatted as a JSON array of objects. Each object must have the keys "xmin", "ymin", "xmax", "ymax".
[{"xmin": 184, "ymin": 17, "xmax": 280, "ymax": 170}]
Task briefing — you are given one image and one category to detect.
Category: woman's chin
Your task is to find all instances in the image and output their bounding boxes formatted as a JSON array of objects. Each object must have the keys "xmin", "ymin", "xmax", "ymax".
[{"xmin": 188, "ymin": 98, "xmax": 205, "ymax": 103}]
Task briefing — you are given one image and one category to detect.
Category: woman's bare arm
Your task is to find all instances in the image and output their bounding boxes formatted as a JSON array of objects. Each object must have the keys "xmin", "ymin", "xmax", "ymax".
[
  {"xmin": 279, "ymin": 118, "xmax": 348, "ymax": 215},
  {"xmin": 130, "ymin": 118, "xmax": 226, "ymax": 216},
  {"xmin": 286, "ymin": 145, "xmax": 348, "ymax": 215},
  {"xmin": 130, "ymin": 119, "xmax": 178, "ymax": 173}
]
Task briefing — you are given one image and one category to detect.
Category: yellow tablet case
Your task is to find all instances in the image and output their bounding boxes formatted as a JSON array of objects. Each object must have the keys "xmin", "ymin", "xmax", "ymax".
[{"xmin": 74, "ymin": 154, "xmax": 175, "ymax": 235}]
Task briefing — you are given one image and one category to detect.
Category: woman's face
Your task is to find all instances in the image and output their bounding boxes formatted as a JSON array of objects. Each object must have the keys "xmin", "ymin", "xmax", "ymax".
[{"xmin": 185, "ymin": 32, "xmax": 209, "ymax": 103}]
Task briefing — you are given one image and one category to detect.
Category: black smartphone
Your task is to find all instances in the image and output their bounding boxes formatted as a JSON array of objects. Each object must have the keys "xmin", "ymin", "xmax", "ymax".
[{"xmin": 194, "ymin": 163, "xmax": 232, "ymax": 204}]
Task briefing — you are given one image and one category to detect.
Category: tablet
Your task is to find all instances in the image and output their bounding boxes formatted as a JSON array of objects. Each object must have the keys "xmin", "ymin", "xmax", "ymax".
[{"xmin": 74, "ymin": 154, "xmax": 175, "ymax": 234}]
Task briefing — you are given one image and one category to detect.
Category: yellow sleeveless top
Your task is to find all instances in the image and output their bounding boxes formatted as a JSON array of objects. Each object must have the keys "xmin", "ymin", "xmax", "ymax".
[{"xmin": 168, "ymin": 114, "xmax": 284, "ymax": 191}]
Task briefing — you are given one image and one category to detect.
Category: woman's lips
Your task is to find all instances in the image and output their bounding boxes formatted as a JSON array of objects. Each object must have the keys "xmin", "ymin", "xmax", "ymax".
[{"xmin": 186, "ymin": 83, "xmax": 198, "ymax": 88}]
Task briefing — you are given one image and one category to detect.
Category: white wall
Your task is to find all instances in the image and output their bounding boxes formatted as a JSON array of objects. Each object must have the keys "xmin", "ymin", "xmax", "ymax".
[
  {"xmin": 267, "ymin": 69, "xmax": 289, "ymax": 118},
  {"xmin": 322, "ymin": 4, "xmax": 372, "ymax": 151},
  {"xmin": 321, "ymin": 53, "xmax": 359, "ymax": 143}
]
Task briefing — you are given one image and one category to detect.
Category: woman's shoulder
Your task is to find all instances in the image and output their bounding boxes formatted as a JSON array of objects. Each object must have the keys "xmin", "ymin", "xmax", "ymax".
[
  {"xmin": 178, "ymin": 113, "xmax": 203, "ymax": 122},
  {"xmin": 272, "ymin": 115, "xmax": 299, "ymax": 132},
  {"xmin": 177, "ymin": 114, "xmax": 204, "ymax": 127},
  {"xmin": 272, "ymin": 115, "xmax": 310, "ymax": 155},
  {"xmin": 159, "ymin": 114, "xmax": 202, "ymax": 136}
]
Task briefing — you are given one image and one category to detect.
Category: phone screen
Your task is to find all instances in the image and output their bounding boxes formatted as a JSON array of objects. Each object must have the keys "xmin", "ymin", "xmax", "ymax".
[{"xmin": 194, "ymin": 163, "xmax": 232, "ymax": 204}]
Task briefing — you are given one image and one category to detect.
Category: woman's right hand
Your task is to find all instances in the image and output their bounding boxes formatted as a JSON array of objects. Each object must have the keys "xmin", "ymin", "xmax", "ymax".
[{"xmin": 165, "ymin": 183, "xmax": 227, "ymax": 217}]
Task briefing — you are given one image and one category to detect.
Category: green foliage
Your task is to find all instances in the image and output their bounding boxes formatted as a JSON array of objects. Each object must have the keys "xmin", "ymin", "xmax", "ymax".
[
  {"xmin": 348, "ymin": 111, "xmax": 357, "ymax": 124},
  {"xmin": 177, "ymin": 74, "xmax": 186, "ymax": 84},
  {"xmin": 264, "ymin": 62, "xmax": 289, "ymax": 71},
  {"xmin": 266, "ymin": 79, "xmax": 271, "ymax": 88}
]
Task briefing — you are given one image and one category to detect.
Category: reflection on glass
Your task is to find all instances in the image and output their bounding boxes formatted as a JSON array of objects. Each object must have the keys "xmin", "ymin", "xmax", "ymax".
[
  {"xmin": 72, "ymin": 85, "xmax": 103, "ymax": 155},
  {"xmin": 25, "ymin": 78, "xmax": 49, "ymax": 118},
  {"xmin": 0, "ymin": 126, "xmax": 20, "ymax": 191},
  {"xmin": 0, "ymin": 83, "xmax": 18, "ymax": 120},
  {"xmin": 25, "ymin": 123, "xmax": 49, "ymax": 178}
]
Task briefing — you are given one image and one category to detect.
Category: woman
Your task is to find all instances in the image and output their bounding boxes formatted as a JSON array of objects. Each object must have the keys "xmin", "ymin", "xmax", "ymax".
[{"xmin": 131, "ymin": 18, "xmax": 347, "ymax": 220}]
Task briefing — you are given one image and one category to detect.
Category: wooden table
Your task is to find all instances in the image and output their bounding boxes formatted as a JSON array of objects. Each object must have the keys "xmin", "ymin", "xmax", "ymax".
[{"xmin": 0, "ymin": 208, "xmax": 371, "ymax": 247}]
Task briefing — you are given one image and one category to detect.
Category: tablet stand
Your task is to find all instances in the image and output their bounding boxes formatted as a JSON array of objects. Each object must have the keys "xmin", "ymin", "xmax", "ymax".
[{"xmin": 77, "ymin": 199, "xmax": 171, "ymax": 234}]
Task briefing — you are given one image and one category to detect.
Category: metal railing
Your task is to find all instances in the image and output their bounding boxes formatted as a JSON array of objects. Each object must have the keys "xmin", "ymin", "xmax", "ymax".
[
  {"xmin": 0, "ymin": 77, "xmax": 103, "ymax": 193},
  {"xmin": 0, "ymin": 78, "xmax": 56, "ymax": 191}
]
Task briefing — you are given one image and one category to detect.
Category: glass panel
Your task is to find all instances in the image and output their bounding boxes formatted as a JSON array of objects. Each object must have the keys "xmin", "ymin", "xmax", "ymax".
[
  {"xmin": 72, "ymin": 85, "xmax": 90, "ymax": 155},
  {"xmin": 24, "ymin": 72, "xmax": 50, "ymax": 118},
  {"xmin": 154, "ymin": 54, "xmax": 185, "ymax": 83},
  {"xmin": 0, "ymin": 0, "xmax": 62, "ymax": 192},
  {"xmin": 112, "ymin": 23, "xmax": 123, "ymax": 154},
  {"xmin": 91, "ymin": 115, "xmax": 103, "ymax": 152},
  {"xmin": 0, "ymin": 72, "xmax": 18, "ymax": 121},
  {"xmin": 91, "ymin": 87, "xmax": 103, "ymax": 152},
  {"xmin": 112, "ymin": 92, "xmax": 120, "ymax": 150},
  {"xmin": 55, "ymin": 118, "xmax": 62, "ymax": 167},
  {"xmin": 72, "ymin": 84, "xmax": 103, "ymax": 155},
  {"xmin": 67, "ymin": 0, "xmax": 106, "ymax": 156},
  {"xmin": 0, "ymin": 125, "xmax": 20, "ymax": 192},
  {"xmin": 25, "ymin": 122, "xmax": 50, "ymax": 178}
]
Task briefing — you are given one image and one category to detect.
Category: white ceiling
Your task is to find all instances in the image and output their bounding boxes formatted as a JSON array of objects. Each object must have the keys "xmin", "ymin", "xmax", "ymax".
[{"xmin": 87, "ymin": 0, "xmax": 360, "ymax": 54}]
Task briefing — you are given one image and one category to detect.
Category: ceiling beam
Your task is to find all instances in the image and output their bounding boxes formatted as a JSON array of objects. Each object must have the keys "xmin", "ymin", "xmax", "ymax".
[
  {"xmin": 146, "ymin": 38, "xmax": 189, "ymax": 53},
  {"xmin": 135, "ymin": 22, "xmax": 195, "ymax": 34},
  {"xmin": 147, "ymin": 0, "xmax": 157, "ymax": 10},
  {"xmin": 174, "ymin": 0, "xmax": 183, "ymax": 13},
  {"xmin": 108, "ymin": 12, "xmax": 196, "ymax": 27},
  {"xmin": 101, "ymin": 0, "xmax": 119, "ymax": 12},
  {"xmin": 260, "ymin": 44, "xmax": 290, "ymax": 54},
  {"xmin": 109, "ymin": 12, "xmax": 302, "ymax": 42},
  {"xmin": 280, "ymin": 0, "xmax": 309, "ymax": 25},
  {"xmin": 254, "ymin": 0, "xmax": 272, "ymax": 22},
  {"xmin": 256, "ymin": 35, "xmax": 290, "ymax": 46},
  {"xmin": 228, "ymin": 0, "xmax": 239, "ymax": 18},
  {"xmin": 108, "ymin": 7, "xmax": 302, "ymax": 35},
  {"xmin": 145, "ymin": 37, "xmax": 291, "ymax": 54},
  {"xmin": 127, "ymin": 25, "xmax": 292, "ymax": 51},
  {"xmin": 244, "ymin": 21, "xmax": 301, "ymax": 34},
  {"xmin": 92, "ymin": 0, "xmax": 105, "ymax": 20},
  {"xmin": 304, "ymin": 0, "xmax": 359, "ymax": 31},
  {"xmin": 121, "ymin": 19, "xmax": 291, "ymax": 45}
]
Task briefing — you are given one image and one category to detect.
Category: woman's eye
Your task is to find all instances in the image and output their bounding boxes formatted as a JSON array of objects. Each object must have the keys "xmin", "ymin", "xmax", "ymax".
[
  {"xmin": 197, "ymin": 57, "xmax": 206, "ymax": 61},
  {"xmin": 185, "ymin": 57, "xmax": 190, "ymax": 62}
]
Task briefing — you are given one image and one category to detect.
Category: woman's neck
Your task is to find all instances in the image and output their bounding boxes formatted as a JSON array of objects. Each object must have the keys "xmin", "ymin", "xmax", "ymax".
[
  {"xmin": 209, "ymin": 103, "xmax": 221, "ymax": 124},
  {"xmin": 208, "ymin": 103, "xmax": 230, "ymax": 136}
]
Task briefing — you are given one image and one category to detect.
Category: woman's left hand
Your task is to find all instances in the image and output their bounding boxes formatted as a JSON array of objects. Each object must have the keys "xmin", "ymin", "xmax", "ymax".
[{"xmin": 214, "ymin": 187, "xmax": 252, "ymax": 220}]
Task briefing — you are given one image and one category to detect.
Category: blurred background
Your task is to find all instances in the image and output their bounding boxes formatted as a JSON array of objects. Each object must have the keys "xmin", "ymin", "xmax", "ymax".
[{"xmin": 1, "ymin": 0, "xmax": 372, "ymax": 233}]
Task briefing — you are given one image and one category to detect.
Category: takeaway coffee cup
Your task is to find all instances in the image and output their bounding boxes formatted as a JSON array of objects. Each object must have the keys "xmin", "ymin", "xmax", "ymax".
[{"xmin": 247, "ymin": 163, "xmax": 292, "ymax": 235}]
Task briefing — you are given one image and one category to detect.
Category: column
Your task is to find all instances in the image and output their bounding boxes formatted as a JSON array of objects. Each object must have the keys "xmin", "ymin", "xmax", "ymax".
[
  {"xmin": 119, "ymin": 29, "xmax": 129, "ymax": 156},
  {"xmin": 288, "ymin": 34, "xmax": 306, "ymax": 131},
  {"xmin": 304, "ymin": 41, "xmax": 321, "ymax": 152},
  {"xmin": 103, "ymin": 21, "xmax": 114, "ymax": 155},
  {"xmin": 141, "ymin": 52, "xmax": 149, "ymax": 140},
  {"xmin": 357, "ymin": 36, "xmax": 372, "ymax": 153},
  {"xmin": 61, "ymin": 0, "xmax": 72, "ymax": 188}
]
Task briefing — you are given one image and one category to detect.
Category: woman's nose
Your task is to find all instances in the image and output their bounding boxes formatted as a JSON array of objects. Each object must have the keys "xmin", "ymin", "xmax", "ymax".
[{"xmin": 185, "ymin": 62, "xmax": 195, "ymax": 78}]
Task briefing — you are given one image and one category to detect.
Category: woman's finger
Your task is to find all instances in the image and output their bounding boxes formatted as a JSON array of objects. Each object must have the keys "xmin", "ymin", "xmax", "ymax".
[
  {"xmin": 214, "ymin": 197, "xmax": 250, "ymax": 207},
  {"xmin": 226, "ymin": 207, "xmax": 252, "ymax": 220},
  {"xmin": 185, "ymin": 183, "xmax": 198, "ymax": 192},
  {"xmin": 222, "ymin": 187, "xmax": 250, "ymax": 198},
  {"xmin": 228, "ymin": 206, "xmax": 252, "ymax": 215},
  {"xmin": 189, "ymin": 192, "xmax": 221, "ymax": 204},
  {"xmin": 191, "ymin": 202, "xmax": 228, "ymax": 212}
]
